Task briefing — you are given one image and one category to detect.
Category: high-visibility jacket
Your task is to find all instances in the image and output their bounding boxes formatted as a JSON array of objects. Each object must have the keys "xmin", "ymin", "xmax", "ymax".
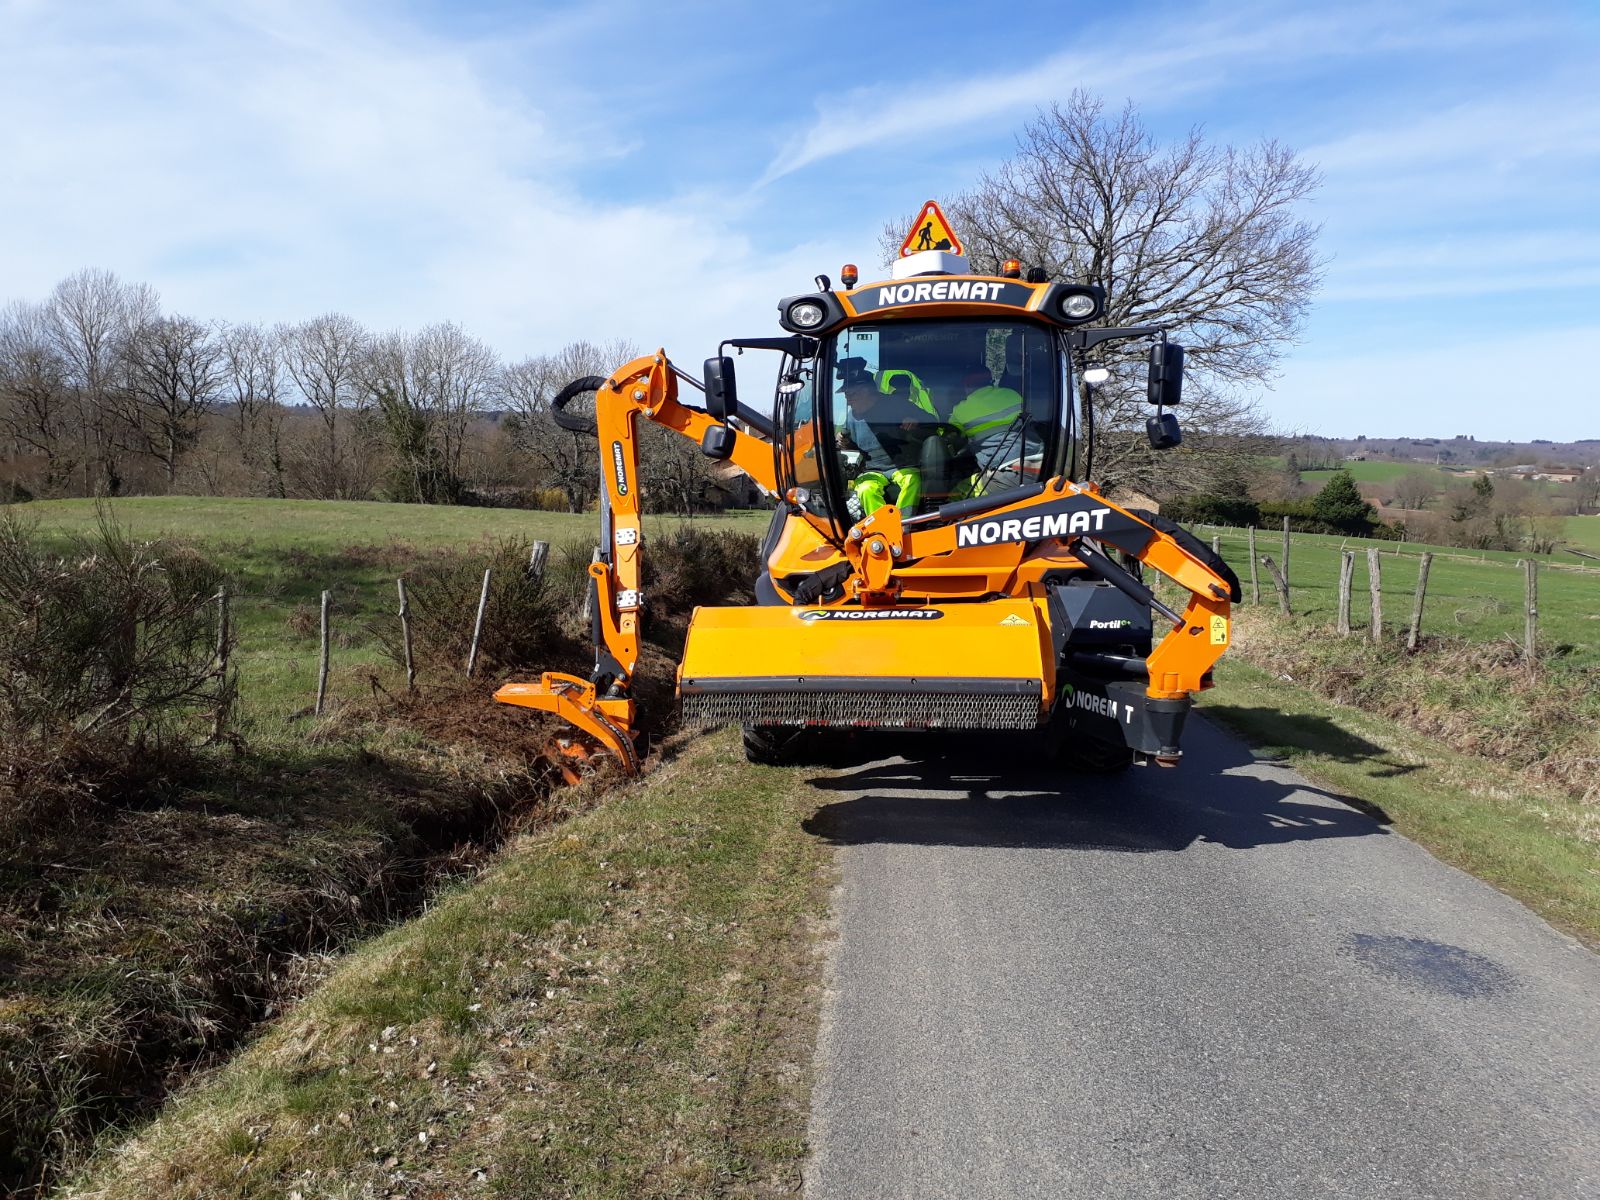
[
  {"xmin": 876, "ymin": 369, "xmax": 935, "ymax": 417},
  {"xmin": 950, "ymin": 385, "xmax": 1024, "ymax": 443}
]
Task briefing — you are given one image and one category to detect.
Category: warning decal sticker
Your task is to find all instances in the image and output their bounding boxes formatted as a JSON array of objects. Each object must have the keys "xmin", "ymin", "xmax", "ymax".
[{"xmin": 898, "ymin": 200, "xmax": 964, "ymax": 257}]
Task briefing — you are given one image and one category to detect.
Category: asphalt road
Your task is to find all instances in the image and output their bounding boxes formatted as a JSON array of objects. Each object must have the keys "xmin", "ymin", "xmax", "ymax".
[{"xmin": 802, "ymin": 718, "xmax": 1600, "ymax": 1199}]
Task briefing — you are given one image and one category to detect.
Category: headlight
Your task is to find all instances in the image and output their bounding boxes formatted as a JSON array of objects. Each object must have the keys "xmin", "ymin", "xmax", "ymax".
[
  {"xmin": 787, "ymin": 300, "xmax": 826, "ymax": 329},
  {"xmin": 1060, "ymin": 292, "xmax": 1097, "ymax": 319}
]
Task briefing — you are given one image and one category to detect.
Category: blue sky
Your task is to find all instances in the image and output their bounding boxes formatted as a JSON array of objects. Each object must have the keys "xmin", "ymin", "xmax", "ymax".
[{"xmin": 2, "ymin": 0, "xmax": 1597, "ymax": 441}]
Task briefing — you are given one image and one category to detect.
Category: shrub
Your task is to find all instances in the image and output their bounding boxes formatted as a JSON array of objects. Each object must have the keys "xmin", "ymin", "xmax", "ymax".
[
  {"xmin": 1164, "ymin": 493, "xmax": 1262, "ymax": 527},
  {"xmin": 643, "ymin": 524, "xmax": 762, "ymax": 617},
  {"xmin": 0, "ymin": 509, "xmax": 225, "ymax": 762},
  {"xmin": 382, "ymin": 537, "xmax": 565, "ymax": 676}
]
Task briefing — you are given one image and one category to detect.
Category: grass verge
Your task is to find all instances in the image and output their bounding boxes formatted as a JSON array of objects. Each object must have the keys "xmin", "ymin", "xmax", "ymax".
[
  {"xmin": 1203, "ymin": 659, "xmax": 1600, "ymax": 947},
  {"xmin": 64, "ymin": 727, "xmax": 832, "ymax": 1199}
]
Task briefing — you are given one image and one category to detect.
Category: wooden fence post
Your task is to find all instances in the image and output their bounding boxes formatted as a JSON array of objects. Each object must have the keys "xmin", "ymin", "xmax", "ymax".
[
  {"xmin": 466, "ymin": 567, "xmax": 492, "ymax": 678},
  {"xmin": 1247, "ymin": 526, "xmax": 1260, "ymax": 604},
  {"xmin": 1281, "ymin": 515, "xmax": 1291, "ymax": 592},
  {"xmin": 315, "ymin": 589, "xmax": 331, "ymax": 716},
  {"xmin": 579, "ymin": 545, "xmax": 601, "ymax": 625},
  {"xmin": 1337, "ymin": 551, "xmax": 1354, "ymax": 636},
  {"xmin": 1524, "ymin": 558, "xmax": 1539, "ymax": 668},
  {"xmin": 1211, "ymin": 533, "xmax": 1221, "ymax": 558},
  {"xmin": 396, "ymin": 578, "xmax": 416, "ymax": 691},
  {"xmin": 1406, "ymin": 552, "xmax": 1433, "ymax": 651},
  {"xmin": 1259, "ymin": 555, "xmax": 1291, "ymax": 616},
  {"xmin": 1366, "ymin": 548, "xmax": 1383, "ymax": 644},
  {"xmin": 213, "ymin": 586, "xmax": 231, "ymax": 740},
  {"xmin": 528, "ymin": 539, "xmax": 550, "ymax": 584}
]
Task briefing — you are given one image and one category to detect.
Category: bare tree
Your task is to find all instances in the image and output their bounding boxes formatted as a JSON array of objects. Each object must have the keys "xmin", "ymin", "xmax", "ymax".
[
  {"xmin": 118, "ymin": 315, "xmax": 224, "ymax": 488},
  {"xmin": 501, "ymin": 339, "xmax": 636, "ymax": 512},
  {"xmin": 46, "ymin": 268, "xmax": 160, "ymax": 494},
  {"xmin": 219, "ymin": 321, "xmax": 289, "ymax": 496},
  {"xmin": 885, "ymin": 93, "xmax": 1321, "ymax": 496},
  {"xmin": 282, "ymin": 313, "xmax": 369, "ymax": 498},
  {"xmin": 1578, "ymin": 466, "xmax": 1600, "ymax": 515},
  {"xmin": 361, "ymin": 322, "xmax": 500, "ymax": 503},
  {"xmin": 420, "ymin": 322, "xmax": 499, "ymax": 490},
  {"xmin": 1391, "ymin": 468, "xmax": 1437, "ymax": 511},
  {"xmin": 0, "ymin": 300, "xmax": 75, "ymax": 493}
]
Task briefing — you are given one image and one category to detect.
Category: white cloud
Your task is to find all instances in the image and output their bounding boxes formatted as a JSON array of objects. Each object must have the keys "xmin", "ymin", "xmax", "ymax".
[
  {"xmin": 758, "ymin": 2, "xmax": 1543, "ymax": 182},
  {"xmin": 0, "ymin": 0, "xmax": 856, "ymax": 369}
]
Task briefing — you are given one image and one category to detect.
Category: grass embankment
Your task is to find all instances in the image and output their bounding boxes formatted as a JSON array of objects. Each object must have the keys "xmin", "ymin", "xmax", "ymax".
[
  {"xmin": 3, "ymin": 498, "xmax": 769, "ymax": 1195},
  {"xmin": 64, "ymin": 728, "xmax": 829, "ymax": 1199},
  {"xmin": 1203, "ymin": 632, "xmax": 1600, "ymax": 947}
]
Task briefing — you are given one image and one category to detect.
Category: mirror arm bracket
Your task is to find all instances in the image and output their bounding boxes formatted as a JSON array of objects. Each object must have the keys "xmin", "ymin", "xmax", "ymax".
[{"xmin": 1066, "ymin": 325, "xmax": 1164, "ymax": 352}]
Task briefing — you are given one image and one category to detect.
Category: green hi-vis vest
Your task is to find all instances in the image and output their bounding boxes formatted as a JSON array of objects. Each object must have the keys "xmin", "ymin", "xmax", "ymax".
[
  {"xmin": 876, "ymin": 369, "xmax": 936, "ymax": 418},
  {"xmin": 951, "ymin": 385, "xmax": 1023, "ymax": 440}
]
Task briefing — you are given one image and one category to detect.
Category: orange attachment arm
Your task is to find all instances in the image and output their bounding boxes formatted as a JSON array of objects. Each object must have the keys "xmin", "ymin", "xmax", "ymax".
[{"xmin": 495, "ymin": 351, "xmax": 779, "ymax": 776}]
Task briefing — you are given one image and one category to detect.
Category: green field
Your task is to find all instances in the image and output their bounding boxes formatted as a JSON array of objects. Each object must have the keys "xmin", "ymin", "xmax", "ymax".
[
  {"xmin": 20, "ymin": 498, "xmax": 773, "ymax": 723},
  {"xmin": 1566, "ymin": 514, "xmax": 1600, "ymax": 553},
  {"xmin": 1186, "ymin": 523, "xmax": 1600, "ymax": 664},
  {"xmin": 1299, "ymin": 460, "xmax": 1457, "ymax": 486}
]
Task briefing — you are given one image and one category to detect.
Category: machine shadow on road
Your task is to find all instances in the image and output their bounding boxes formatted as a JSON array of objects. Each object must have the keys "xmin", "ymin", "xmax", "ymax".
[{"xmin": 800, "ymin": 720, "xmax": 1393, "ymax": 854}]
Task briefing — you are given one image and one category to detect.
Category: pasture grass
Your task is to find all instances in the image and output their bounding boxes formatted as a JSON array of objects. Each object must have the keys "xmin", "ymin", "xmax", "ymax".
[
  {"xmin": 1194, "ymin": 523, "xmax": 1600, "ymax": 664},
  {"xmin": 21, "ymin": 498, "xmax": 773, "ymax": 720},
  {"xmin": 1565, "ymin": 513, "xmax": 1600, "ymax": 553},
  {"xmin": 1299, "ymin": 460, "xmax": 1454, "ymax": 486}
]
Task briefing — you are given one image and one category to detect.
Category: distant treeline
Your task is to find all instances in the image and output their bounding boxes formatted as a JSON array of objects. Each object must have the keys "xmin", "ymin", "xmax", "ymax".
[{"xmin": 0, "ymin": 269, "xmax": 741, "ymax": 513}]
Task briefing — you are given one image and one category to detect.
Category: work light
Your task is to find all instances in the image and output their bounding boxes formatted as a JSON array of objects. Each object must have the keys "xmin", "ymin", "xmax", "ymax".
[{"xmin": 786, "ymin": 300, "xmax": 827, "ymax": 329}]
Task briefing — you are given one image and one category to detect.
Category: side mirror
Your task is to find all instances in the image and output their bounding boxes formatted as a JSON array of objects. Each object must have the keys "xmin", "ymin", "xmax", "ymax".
[
  {"xmin": 1147, "ymin": 343, "xmax": 1184, "ymax": 407},
  {"xmin": 1147, "ymin": 411, "xmax": 1182, "ymax": 450},
  {"xmin": 704, "ymin": 356, "xmax": 737, "ymax": 420},
  {"xmin": 700, "ymin": 425, "xmax": 735, "ymax": 460}
]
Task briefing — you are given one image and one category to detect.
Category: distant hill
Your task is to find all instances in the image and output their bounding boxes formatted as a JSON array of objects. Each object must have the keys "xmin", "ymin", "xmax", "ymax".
[{"xmin": 1280, "ymin": 434, "xmax": 1600, "ymax": 472}]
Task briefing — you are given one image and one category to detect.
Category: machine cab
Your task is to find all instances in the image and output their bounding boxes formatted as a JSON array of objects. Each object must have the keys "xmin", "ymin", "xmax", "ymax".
[
  {"xmin": 771, "ymin": 255, "xmax": 1106, "ymax": 535},
  {"xmin": 782, "ymin": 315, "xmax": 1067, "ymax": 529}
]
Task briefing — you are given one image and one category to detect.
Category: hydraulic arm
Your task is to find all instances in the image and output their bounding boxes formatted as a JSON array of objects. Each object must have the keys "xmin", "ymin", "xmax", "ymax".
[{"xmin": 493, "ymin": 352, "xmax": 779, "ymax": 775}]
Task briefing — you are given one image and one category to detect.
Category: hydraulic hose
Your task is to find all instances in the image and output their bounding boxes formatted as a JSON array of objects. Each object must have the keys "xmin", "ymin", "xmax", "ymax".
[{"xmin": 550, "ymin": 375, "xmax": 607, "ymax": 435}]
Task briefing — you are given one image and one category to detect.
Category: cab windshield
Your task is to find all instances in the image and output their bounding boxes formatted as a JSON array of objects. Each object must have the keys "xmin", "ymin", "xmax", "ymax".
[{"xmin": 789, "ymin": 318, "xmax": 1062, "ymax": 524}]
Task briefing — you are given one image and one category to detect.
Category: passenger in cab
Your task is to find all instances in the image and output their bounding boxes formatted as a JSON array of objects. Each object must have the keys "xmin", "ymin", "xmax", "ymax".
[{"xmin": 950, "ymin": 337, "xmax": 1043, "ymax": 495}]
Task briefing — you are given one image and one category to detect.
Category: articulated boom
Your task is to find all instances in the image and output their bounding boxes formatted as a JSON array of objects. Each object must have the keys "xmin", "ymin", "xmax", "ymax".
[{"xmin": 494, "ymin": 352, "xmax": 779, "ymax": 776}]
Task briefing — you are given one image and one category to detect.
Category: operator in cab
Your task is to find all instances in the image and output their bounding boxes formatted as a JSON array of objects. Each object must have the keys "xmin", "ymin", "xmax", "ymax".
[
  {"xmin": 835, "ymin": 357, "xmax": 937, "ymax": 517},
  {"xmin": 950, "ymin": 333, "xmax": 1044, "ymax": 495}
]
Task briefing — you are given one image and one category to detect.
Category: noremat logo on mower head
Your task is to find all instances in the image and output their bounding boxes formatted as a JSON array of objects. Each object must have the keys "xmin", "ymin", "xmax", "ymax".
[
  {"xmin": 799, "ymin": 609, "xmax": 944, "ymax": 621},
  {"xmin": 957, "ymin": 507, "xmax": 1110, "ymax": 547}
]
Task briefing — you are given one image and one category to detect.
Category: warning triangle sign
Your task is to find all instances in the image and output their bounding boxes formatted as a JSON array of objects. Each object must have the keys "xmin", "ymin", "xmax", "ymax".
[{"xmin": 898, "ymin": 200, "xmax": 963, "ymax": 257}]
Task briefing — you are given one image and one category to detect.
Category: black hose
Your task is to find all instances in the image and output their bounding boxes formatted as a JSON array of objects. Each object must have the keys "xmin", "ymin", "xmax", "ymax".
[{"xmin": 551, "ymin": 375, "xmax": 607, "ymax": 435}]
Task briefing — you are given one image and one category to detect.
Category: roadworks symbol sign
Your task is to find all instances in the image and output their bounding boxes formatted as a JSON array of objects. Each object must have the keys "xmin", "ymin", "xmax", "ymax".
[{"xmin": 899, "ymin": 200, "xmax": 963, "ymax": 257}]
